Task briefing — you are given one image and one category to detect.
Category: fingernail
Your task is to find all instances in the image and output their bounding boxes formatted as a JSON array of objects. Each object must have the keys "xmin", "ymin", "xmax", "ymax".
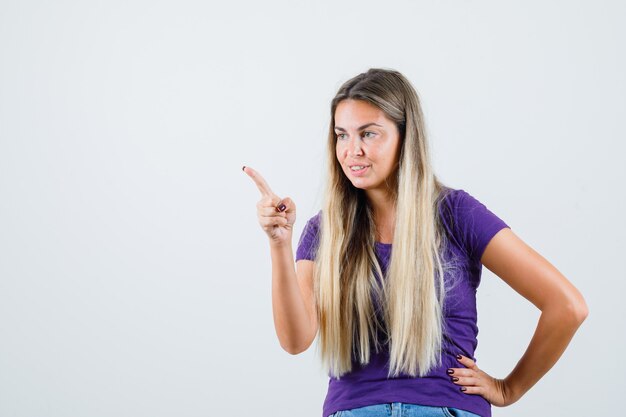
[
  {"xmin": 460, "ymin": 387, "xmax": 467, "ymax": 392},
  {"xmin": 456, "ymin": 354, "xmax": 462, "ymax": 360},
  {"xmin": 452, "ymin": 377, "xmax": 459, "ymax": 382},
  {"xmin": 242, "ymin": 166, "xmax": 246, "ymax": 171},
  {"xmin": 276, "ymin": 203, "xmax": 286, "ymax": 212},
  {"xmin": 447, "ymin": 369, "xmax": 453, "ymax": 375}
]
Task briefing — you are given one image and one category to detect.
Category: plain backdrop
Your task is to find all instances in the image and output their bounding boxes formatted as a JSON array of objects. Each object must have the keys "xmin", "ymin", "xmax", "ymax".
[{"xmin": 1, "ymin": 1, "xmax": 624, "ymax": 416}]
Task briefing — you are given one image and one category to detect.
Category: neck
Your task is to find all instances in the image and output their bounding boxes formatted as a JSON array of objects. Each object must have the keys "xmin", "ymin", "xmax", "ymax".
[{"xmin": 366, "ymin": 189, "xmax": 396, "ymax": 242}]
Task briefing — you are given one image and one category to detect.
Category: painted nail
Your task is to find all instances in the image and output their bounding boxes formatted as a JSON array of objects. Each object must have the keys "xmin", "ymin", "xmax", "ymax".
[
  {"xmin": 460, "ymin": 387, "xmax": 467, "ymax": 392},
  {"xmin": 456, "ymin": 354, "xmax": 462, "ymax": 360},
  {"xmin": 276, "ymin": 203, "xmax": 286, "ymax": 212},
  {"xmin": 452, "ymin": 377, "xmax": 459, "ymax": 382},
  {"xmin": 447, "ymin": 369, "xmax": 454, "ymax": 375},
  {"xmin": 242, "ymin": 166, "xmax": 246, "ymax": 171}
]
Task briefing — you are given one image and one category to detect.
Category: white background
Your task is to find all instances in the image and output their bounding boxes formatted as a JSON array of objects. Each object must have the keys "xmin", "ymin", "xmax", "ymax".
[{"xmin": 0, "ymin": 1, "xmax": 623, "ymax": 416}]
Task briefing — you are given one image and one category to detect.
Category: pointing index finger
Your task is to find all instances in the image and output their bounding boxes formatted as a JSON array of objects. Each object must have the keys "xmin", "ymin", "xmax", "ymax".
[{"xmin": 242, "ymin": 166, "xmax": 276, "ymax": 197}]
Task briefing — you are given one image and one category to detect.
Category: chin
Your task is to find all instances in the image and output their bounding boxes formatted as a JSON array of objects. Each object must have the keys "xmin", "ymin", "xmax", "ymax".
[{"xmin": 348, "ymin": 180, "xmax": 370, "ymax": 190}]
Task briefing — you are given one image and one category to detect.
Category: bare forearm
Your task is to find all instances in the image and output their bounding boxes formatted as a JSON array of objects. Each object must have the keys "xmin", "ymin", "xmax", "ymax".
[
  {"xmin": 269, "ymin": 241, "xmax": 311, "ymax": 354},
  {"xmin": 504, "ymin": 305, "xmax": 587, "ymax": 402}
]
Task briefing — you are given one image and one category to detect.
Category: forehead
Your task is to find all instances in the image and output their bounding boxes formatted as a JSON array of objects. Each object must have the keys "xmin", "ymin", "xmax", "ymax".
[{"xmin": 334, "ymin": 99, "xmax": 389, "ymax": 127}]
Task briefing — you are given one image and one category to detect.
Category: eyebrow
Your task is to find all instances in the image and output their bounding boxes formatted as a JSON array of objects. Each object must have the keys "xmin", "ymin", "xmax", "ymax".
[{"xmin": 334, "ymin": 122, "xmax": 383, "ymax": 132}]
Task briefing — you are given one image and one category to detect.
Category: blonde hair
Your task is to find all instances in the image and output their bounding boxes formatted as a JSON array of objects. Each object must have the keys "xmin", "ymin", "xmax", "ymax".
[{"xmin": 313, "ymin": 68, "xmax": 458, "ymax": 379}]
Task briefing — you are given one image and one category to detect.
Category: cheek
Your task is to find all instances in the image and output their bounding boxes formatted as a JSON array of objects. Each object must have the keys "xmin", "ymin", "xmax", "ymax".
[
  {"xmin": 335, "ymin": 144, "xmax": 344, "ymax": 160},
  {"xmin": 383, "ymin": 143, "xmax": 400, "ymax": 163}
]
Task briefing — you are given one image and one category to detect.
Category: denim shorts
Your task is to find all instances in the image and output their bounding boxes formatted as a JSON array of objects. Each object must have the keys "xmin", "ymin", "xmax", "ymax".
[{"xmin": 328, "ymin": 402, "xmax": 481, "ymax": 417}]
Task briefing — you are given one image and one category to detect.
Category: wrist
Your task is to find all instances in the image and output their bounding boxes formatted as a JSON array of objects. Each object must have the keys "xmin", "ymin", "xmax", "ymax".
[
  {"xmin": 502, "ymin": 376, "xmax": 524, "ymax": 405},
  {"xmin": 269, "ymin": 237, "xmax": 292, "ymax": 250}
]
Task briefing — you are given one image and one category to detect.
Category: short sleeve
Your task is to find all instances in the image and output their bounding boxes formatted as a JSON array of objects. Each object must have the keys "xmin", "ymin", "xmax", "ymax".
[
  {"xmin": 447, "ymin": 189, "xmax": 511, "ymax": 263},
  {"xmin": 295, "ymin": 210, "xmax": 322, "ymax": 262}
]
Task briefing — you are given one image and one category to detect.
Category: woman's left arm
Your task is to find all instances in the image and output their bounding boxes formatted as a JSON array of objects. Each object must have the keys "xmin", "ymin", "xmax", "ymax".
[{"xmin": 450, "ymin": 227, "xmax": 589, "ymax": 406}]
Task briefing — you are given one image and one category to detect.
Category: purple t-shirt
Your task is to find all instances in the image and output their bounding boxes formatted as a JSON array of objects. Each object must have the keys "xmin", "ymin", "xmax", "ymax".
[{"xmin": 295, "ymin": 188, "xmax": 510, "ymax": 417}]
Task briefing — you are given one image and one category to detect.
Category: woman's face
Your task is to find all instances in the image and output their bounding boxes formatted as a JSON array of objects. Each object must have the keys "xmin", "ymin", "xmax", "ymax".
[{"xmin": 334, "ymin": 99, "xmax": 401, "ymax": 196}]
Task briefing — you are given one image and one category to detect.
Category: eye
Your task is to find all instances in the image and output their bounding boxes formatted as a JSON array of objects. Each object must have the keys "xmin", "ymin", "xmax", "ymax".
[
  {"xmin": 336, "ymin": 133, "xmax": 346, "ymax": 140},
  {"xmin": 363, "ymin": 131, "xmax": 376, "ymax": 138}
]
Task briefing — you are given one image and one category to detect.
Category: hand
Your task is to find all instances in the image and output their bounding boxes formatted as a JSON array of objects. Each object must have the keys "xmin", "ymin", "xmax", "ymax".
[
  {"xmin": 448, "ymin": 354, "xmax": 517, "ymax": 407},
  {"xmin": 243, "ymin": 166, "xmax": 296, "ymax": 245}
]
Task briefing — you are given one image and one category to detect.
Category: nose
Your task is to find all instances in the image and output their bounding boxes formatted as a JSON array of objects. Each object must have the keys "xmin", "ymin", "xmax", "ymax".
[{"xmin": 348, "ymin": 136, "xmax": 364, "ymax": 157}]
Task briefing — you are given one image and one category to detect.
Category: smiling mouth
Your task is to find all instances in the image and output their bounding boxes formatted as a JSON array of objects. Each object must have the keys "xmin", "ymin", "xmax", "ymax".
[{"xmin": 349, "ymin": 165, "xmax": 369, "ymax": 175}]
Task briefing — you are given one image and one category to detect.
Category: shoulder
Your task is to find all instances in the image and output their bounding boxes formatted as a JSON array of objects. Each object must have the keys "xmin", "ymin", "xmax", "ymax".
[
  {"xmin": 304, "ymin": 209, "xmax": 322, "ymax": 229},
  {"xmin": 439, "ymin": 186, "xmax": 510, "ymax": 263},
  {"xmin": 438, "ymin": 187, "xmax": 475, "ymax": 209},
  {"xmin": 296, "ymin": 209, "xmax": 322, "ymax": 262},
  {"xmin": 312, "ymin": 209, "xmax": 322, "ymax": 222},
  {"xmin": 437, "ymin": 187, "xmax": 467, "ymax": 223},
  {"xmin": 438, "ymin": 187, "xmax": 493, "ymax": 222}
]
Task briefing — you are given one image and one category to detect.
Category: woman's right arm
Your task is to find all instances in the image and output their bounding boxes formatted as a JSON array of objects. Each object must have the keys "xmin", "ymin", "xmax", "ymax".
[{"xmin": 243, "ymin": 165, "xmax": 318, "ymax": 355}]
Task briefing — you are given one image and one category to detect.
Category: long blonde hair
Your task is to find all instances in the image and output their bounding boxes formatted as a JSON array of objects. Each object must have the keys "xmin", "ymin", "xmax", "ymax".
[{"xmin": 313, "ymin": 68, "xmax": 457, "ymax": 379}]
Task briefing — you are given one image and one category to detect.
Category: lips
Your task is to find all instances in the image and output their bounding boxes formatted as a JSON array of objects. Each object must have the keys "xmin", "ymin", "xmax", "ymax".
[{"xmin": 349, "ymin": 165, "xmax": 369, "ymax": 176}]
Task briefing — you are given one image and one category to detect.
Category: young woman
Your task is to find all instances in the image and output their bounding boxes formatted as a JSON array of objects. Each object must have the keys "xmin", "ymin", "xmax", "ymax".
[{"xmin": 243, "ymin": 68, "xmax": 588, "ymax": 417}]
